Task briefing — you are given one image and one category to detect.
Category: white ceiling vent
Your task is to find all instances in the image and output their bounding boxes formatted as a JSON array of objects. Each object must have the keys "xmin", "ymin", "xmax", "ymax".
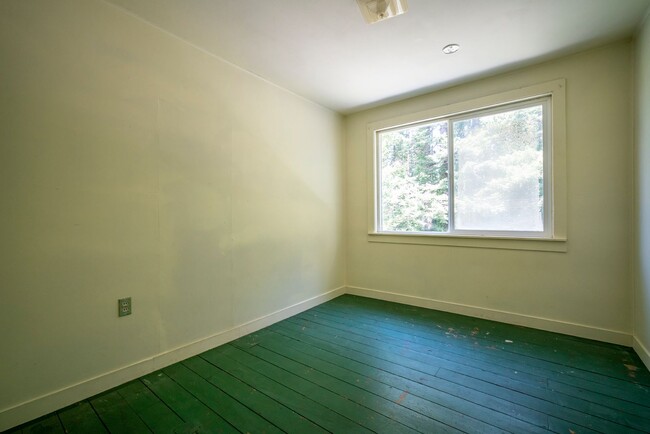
[{"xmin": 356, "ymin": 0, "xmax": 409, "ymax": 24}]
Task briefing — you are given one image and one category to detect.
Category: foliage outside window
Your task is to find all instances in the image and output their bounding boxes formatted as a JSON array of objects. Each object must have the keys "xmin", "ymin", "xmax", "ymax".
[{"xmin": 376, "ymin": 97, "xmax": 552, "ymax": 239}]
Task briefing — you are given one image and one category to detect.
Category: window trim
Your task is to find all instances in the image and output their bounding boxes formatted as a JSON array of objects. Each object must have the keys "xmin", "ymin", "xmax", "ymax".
[{"xmin": 366, "ymin": 79, "xmax": 567, "ymax": 252}]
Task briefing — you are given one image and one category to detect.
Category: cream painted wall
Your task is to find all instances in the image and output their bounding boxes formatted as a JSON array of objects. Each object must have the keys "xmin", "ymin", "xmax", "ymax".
[
  {"xmin": 0, "ymin": 0, "xmax": 344, "ymax": 417},
  {"xmin": 346, "ymin": 42, "xmax": 634, "ymax": 337},
  {"xmin": 635, "ymin": 14, "xmax": 650, "ymax": 363}
]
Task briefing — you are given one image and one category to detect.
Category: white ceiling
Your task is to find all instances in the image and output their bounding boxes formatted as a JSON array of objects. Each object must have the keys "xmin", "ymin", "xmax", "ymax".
[{"xmin": 106, "ymin": 0, "xmax": 650, "ymax": 113}]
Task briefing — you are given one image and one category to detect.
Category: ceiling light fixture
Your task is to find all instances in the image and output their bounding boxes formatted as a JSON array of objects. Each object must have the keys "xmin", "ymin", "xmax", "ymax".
[
  {"xmin": 442, "ymin": 43, "xmax": 460, "ymax": 54},
  {"xmin": 356, "ymin": 0, "xmax": 408, "ymax": 24}
]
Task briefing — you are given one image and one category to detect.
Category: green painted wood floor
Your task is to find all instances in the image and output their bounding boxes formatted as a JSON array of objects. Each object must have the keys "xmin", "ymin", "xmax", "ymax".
[{"xmin": 7, "ymin": 295, "xmax": 650, "ymax": 433}]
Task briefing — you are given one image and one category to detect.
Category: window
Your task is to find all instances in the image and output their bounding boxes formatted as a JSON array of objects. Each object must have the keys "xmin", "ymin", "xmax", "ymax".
[
  {"xmin": 367, "ymin": 80, "xmax": 567, "ymax": 251},
  {"xmin": 378, "ymin": 98, "xmax": 549, "ymax": 236}
]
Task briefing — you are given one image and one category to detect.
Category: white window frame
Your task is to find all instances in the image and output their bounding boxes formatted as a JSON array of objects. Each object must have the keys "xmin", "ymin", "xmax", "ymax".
[{"xmin": 366, "ymin": 79, "xmax": 567, "ymax": 252}]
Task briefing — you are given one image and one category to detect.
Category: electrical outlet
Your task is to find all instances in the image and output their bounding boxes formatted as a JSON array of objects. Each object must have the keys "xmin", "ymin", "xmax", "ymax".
[{"xmin": 118, "ymin": 297, "xmax": 132, "ymax": 317}]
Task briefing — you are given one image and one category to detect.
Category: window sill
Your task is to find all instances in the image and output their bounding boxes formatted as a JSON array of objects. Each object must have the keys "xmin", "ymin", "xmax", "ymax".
[{"xmin": 368, "ymin": 232, "xmax": 567, "ymax": 252}]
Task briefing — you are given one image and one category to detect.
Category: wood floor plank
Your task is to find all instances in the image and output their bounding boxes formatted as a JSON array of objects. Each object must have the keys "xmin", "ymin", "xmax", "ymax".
[
  {"xmin": 212, "ymin": 344, "xmax": 438, "ymax": 433},
  {"xmin": 116, "ymin": 380, "xmax": 185, "ymax": 433},
  {"xmin": 437, "ymin": 368, "xmax": 646, "ymax": 434},
  {"xmin": 57, "ymin": 401, "xmax": 108, "ymax": 433},
  {"xmin": 286, "ymin": 314, "xmax": 548, "ymax": 387},
  {"xmin": 273, "ymin": 316, "xmax": 649, "ymax": 433},
  {"xmin": 329, "ymin": 295, "xmax": 615, "ymax": 355},
  {"xmin": 182, "ymin": 356, "xmax": 319, "ymax": 434},
  {"xmin": 243, "ymin": 329, "xmax": 547, "ymax": 434},
  {"xmin": 325, "ymin": 296, "xmax": 629, "ymax": 369},
  {"xmin": 239, "ymin": 340, "xmax": 473, "ymax": 434},
  {"xmin": 318, "ymin": 300, "xmax": 647, "ymax": 429},
  {"xmin": 311, "ymin": 302, "xmax": 649, "ymax": 389},
  {"xmin": 141, "ymin": 370, "xmax": 238, "ymax": 434},
  {"xmin": 353, "ymin": 321, "xmax": 646, "ymax": 432},
  {"xmin": 200, "ymin": 346, "xmax": 375, "ymax": 434},
  {"xmin": 311, "ymin": 303, "xmax": 614, "ymax": 376},
  {"xmin": 547, "ymin": 380, "xmax": 650, "ymax": 419},
  {"xmin": 265, "ymin": 333, "xmax": 547, "ymax": 432},
  {"xmin": 268, "ymin": 322, "xmax": 582, "ymax": 430},
  {"xmin": 327, "ymin": 296, "xmax": 650, "ymax": 385},
  {"xmin": 270, "ymin": 321, "xmax": 551, "ymax": 429},
  {"xmin": 21, "ymin": 415, "xmax": 64, "ymax": 434},
  {"xmin": 90, "ymin": 389, "xmax": 152, "ymax": 434},
  {"xmin": 320, "ymin": 296, "xmax": 650, "ymax": 417},
  {"xmin": 295, "ymin": 306, "xmax": 649, "ymax": 410},
  {"xmin": 303, "ymin": 305, "xmax": 650, "ymax": 421},
  {"xmin": 162, "ymin": 362, "xmax": 284, "ymax": 434}
]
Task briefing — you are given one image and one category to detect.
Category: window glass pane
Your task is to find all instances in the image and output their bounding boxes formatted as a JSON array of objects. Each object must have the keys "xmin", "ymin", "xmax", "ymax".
[
  {"xmin": 379, "ymin": 121, "xmax": 449, "ymax": 232},
  {"xmin": 453, "ymin": 105, "xmax": 544, "ymax": 232}
]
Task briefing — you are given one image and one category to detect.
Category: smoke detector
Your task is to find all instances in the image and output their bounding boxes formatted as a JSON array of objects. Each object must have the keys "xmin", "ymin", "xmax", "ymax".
[{"xmin": 356, "ymin": 0, "xmax": 408, "ymax": 24}]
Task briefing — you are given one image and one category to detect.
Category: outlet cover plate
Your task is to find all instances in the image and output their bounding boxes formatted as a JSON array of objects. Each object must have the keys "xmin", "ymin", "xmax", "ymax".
[{"xmin": 118, "ymin": 297, "xmax": 132, "ymax": 317}]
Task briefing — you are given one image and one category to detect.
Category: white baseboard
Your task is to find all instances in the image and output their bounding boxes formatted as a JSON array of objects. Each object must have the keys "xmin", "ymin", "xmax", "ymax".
[
  {"xmin": 3, "ymin": 284, "xmax": 639, "ymax": 432},
  {"xmin": 633, "ymin": 336, "xmax": 650, "ymax": 371},
  {"xmin": 346, "ymin": 286, "xmax": 633, "ymax": 347},
  {"xmin": 0, "ymin": 286, "xmax": 346, "ymax": 432}
]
